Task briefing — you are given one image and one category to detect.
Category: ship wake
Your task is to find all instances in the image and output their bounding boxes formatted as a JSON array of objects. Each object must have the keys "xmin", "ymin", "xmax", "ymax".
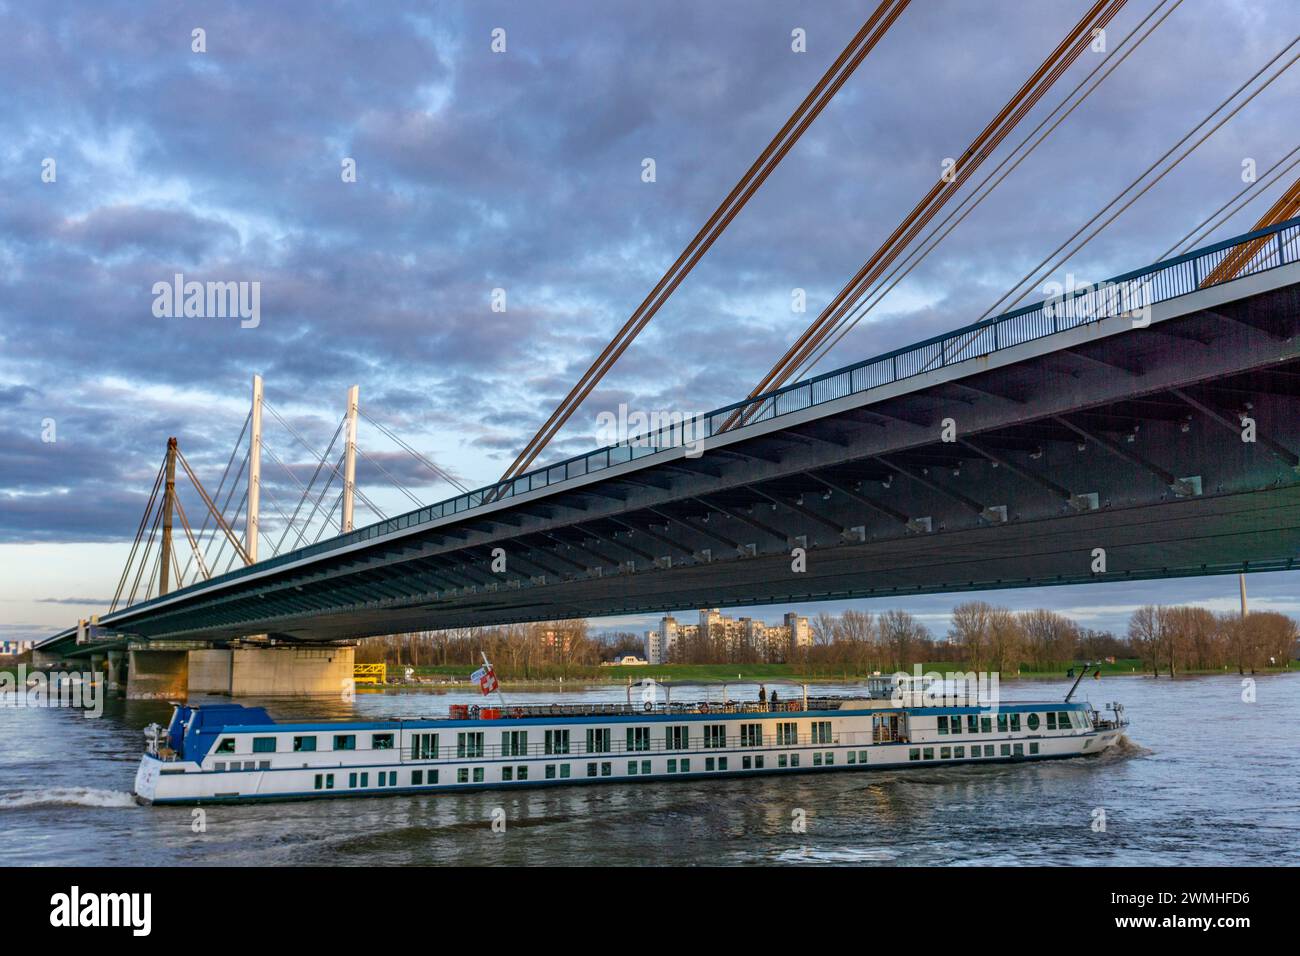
[{"xmin": 0, "ymin": 787, "xmax": 138, "ymax": 810}]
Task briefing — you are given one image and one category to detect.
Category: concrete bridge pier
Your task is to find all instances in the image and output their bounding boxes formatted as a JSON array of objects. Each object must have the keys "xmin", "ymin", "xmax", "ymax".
[
  {"xmin": 126, "ymin": 642, "xmax": 206, "ymax": 700},
  {"xmin": 190, "ymin": 645, "xmax": 355, "ymax": 697},
  {"xmin": 106, "ymin": 650, "xmax": 126, "ymax": 695},
  {"xmin": 149, "ymin": 643, "xmax": 356, "ymax": 698}
]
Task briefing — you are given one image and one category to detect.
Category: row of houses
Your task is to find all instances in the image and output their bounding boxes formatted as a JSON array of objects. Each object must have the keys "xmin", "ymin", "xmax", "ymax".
[{"xmin": 645, "ymin": 609, "xmax": 812, "ymax": 664}]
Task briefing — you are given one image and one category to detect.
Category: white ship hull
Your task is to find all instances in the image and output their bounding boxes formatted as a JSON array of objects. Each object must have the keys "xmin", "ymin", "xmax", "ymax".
[{"xmin": 133, "ymin": 696, "xmax": 1128, "ymax": 805}]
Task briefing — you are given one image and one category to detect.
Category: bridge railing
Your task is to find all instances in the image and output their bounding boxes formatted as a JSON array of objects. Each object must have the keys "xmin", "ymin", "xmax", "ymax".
[{"xmin": 114, "ymin": 216, "xmax": 1300, "ymax": 612}]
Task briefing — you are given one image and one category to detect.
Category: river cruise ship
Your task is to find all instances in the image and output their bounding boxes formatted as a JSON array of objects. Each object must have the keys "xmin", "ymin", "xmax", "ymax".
[{"xmin": 133, "ymin": 675, "xmax": 1129, "ymax": 805}]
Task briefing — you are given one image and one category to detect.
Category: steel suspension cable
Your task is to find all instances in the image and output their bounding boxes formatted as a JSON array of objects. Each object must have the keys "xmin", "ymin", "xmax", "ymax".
[
  {"xmin": 263, "ymin": 402, "xmax": 387, "ymax": 519},
  {"xmin": 727, "ymin": 0, "xmax": 1128, "ymax": 429},
  {"xmin": 271, "ymin": 419, "xmax": 344, "ymax": 554},
  {"xmin": 1160, "ymin": 144, "xmax": 1300, "ymax": 258},
  {"xmin": 792, "ymin": 0, "xmax": 1179, "ymax": 382},
  {"xmin": 357, "ymin": 446, "xmax": 425, "ymax": 509},
  {"xmin": 358, "ymin": 408, "xmax": 469, "ymax": 494},
  {"xmin": 499, "ymin": 0, "xmax": 913, "ymax": 481},
  {"xmin": 178, "ymin": 411, "xmax": 250, "ymax": 584},
  {"xmin": 110, "ymin": 455, "xmax": 166, "ymax": 612},
  {"xmin": 978, "ymin": 34, "xmax": 1300, "ymax": 320}
]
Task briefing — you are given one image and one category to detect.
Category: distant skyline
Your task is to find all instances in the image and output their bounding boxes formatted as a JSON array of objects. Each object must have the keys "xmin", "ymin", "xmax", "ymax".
[{"xmin": 4, "ymin": 1, "xmax": 1299, "ymax": 642}]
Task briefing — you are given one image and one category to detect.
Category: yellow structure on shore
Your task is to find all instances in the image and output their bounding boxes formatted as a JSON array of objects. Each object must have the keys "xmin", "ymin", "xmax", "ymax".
[{"xmin": 353, "ymin": 663, "xmax": 387, "ymax": 685}]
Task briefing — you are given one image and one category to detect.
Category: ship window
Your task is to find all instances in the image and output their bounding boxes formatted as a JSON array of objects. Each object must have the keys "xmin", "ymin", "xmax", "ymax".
[
  {"xmin": 941, "ymin": 746, "xmax": 951, "ymax": 759},
  {"xmin": 628, "ymin": 727, "xmax": 651, "ymax": 752},
  {"xmin": 253, "ymin": 737, "xmax": 276, "ymax": 753},
  {"xmin": 967, "ymin": 715, "xmax": 978, "ymax": 733},
  {"xmin": 847, "ymin": 751, "xmax": 855, "ymax": 764},
  {"xmin": 293, "ymin": 736, "xmax": 316, "ymax": 752},
  {"xmin": 1047, "ymin": 713, "xmax": 1057, "ymax": 730},
  {"xmin": 333, "ymin": 734, "xmax": 356, "ymax": 751},
  {"xmin": 428, "ymin": 769, "xmax": 438, "ymax": 784},
  {"xmin": 980, "ymin": 717, "xmax": 992, "ymax": 734},
  {"xmin": 1000, "ymin": 744, "xmax": 1011, "ymax": 756},
  {"xmin": 680, "ymin": 759, "xmax": 690, "ymax": 773},
  {"xmin": 473, "ymin": 768, "xmax": 484, "ymax": 783},
  {"xmin": 664, "ymin": 725, "xmax": 689, "ymax": 750},
  {"xmin": 379, "ymin": 771, "xmax": 387, "ymax": 785},
  {"xmin": 641, "ymin": 760, "xmax": 650, "ymax": 774},
  {"xmin": 560, "ymin": 764, "xmax": 570, "ymax": 778},
  {"xmin": 412, "ymin": 733, "xmax": 438, "ymax": 759},
  {"xmin": 778, "ymin": 754, "xmax": 788, "ymax": 768},
  {"xmin": 1058, "ymin": 711, "xmax": 1072, "ymax": 729},
  {"xmin": 458, "ymin": 768, "xmax": 469, "ymax": 783},
  {"xmin": 601, "ymin": 762, "xmax": 611, "ymax": 777},
  {"xmin": 742, "ymin": 756, "xmax": 752, "ymax": 769},
  {"xmin": 922, "ymin": 748, "xmax": 934, "ymax": 760},
  {"xmin": 776, "ymin": 722, "xmax": 798, "ymax": 746},
  {"xmin": 412, "ymin": 771, "xmax": 422, "ymax": 785},
  {"xmin": 718, "ymin": 757, "xmax": 728, "ymax": 770},
  {"xmin": 546, "ymin": 764, "xmax": 556, "ymax": 779},
  {"xmin": 740, "ymin": 724, "xmax": 763, "ymax": 747},
  {"xmin": 628, "ymin": 761, "xmax": 639, "ymax": 775},
  {"xmin": 502, "ymin": 767, "xmax": 513, "ymax": 781},
  {"xmin": 216, "ymin": 738, "xmax": 236, "ymax": 754},
  {"xmin": 984, "ymin": 745, "xmax": 994, "ymax": 756},
  {"xmin": 214, "ymin": 762, "xmax": 226, "ymax": 772},
  {"xmin": 586, "ymin": 728, "xmax": 611, "ymax": 754},
  {"xmin": 1030, "ymin": 742, "xmax": 1039, "ymax": 755},
  {"xmin": 813, "ymin": 752, "xmax": 822, "ymax": 766},
  {"xmin": 909, "ymin": 749, "xmax": 920, "ymax": 761},
  {"xmin": 518, "ymin": 766, "xmax": 528, "ymax": 780},
  {"xmin": 325, "ymin": 774, "xmax": 334, "ymax": 789},
  {"xmin": 703, "ymin": 725, "xmax": 726, "ymax": 748},
  {"xmin": 359, "ymin": 773, "xmax": 368, "ymax": 787},
  {"xmin": 950, "ymin": 716, "xmax": 962, "ymax": 734},
  {"xmin": 997, "ymin": 714, "xmax": 1008, "ymax": 732},
  {"xmin": 545, "ymin": 729, "xmax": 570, "ymax": 755},
  {"xmin": 501, "ymin": 730, "xmax": 528, "ymax": 757},
  {"xmin": 349, "ymin": 773, "xmax": 357, "ymax": 787},
  {"xmin": 811, "ymin": 721, "xmax": 832, "ymax": 743},
  {"xmin": 1027, "ymin": 713, "xmax": 1040, "ymax": 731},
  {"xmin": 1014, "ymin": 743, "xmax": 1024, "ymax": 756},
  {"xmin": 587, "ymin": 762, "xmax": 597, "ymax": 778},
  {"xmin": 372, "ymin": 733, "xmax": 394, "ymax": 750},
  {"xmin": 706, "ymin": 757, "xmax": 715, "ymax": 771},
  {"xmin": 859, "ymin": 751, "xmax": 868, "ymax": 763},
  {"xmin": 314, "ymin": 774, "xmax": 323, "ymax": 790},
  {"xmin": 824, "ymin": 752, "xmax": 833, "ymax": 765},
  {"xmin": 937, "ymin": 716, "xmax": 949, "ymax": 735},
  {"xmin": 258, "ymin": 761, "xmax": 270, "ymax": 770},
  {"xmin": 457, "ymin": 732, "xmax": 484, "ymax": 758},
  {"xmin": 788, "ymin": 754, "xmax": 798, "ymax": 767},
  {"xmin": 668, "ymin": 759, "xmax": 677, "ymax": 773},
  {"xmin": 1010, "ymin": 714, "xmax": 1021, "ymax": 731},
  {"xmin": 954, "ymin": 746, "xmax": 965, "ymax": 758}
]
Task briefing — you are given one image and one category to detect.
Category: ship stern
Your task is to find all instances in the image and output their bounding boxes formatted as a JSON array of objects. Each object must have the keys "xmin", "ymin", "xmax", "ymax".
[{"xmin": 133, "ymin": 754, "xmax": 161, "ymax": 805}]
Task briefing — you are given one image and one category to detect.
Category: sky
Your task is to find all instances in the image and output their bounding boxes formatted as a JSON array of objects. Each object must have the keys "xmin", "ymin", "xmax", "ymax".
[{"xmin": 3, "ymin": 0, "xmax": 1299, "ymax": 644}]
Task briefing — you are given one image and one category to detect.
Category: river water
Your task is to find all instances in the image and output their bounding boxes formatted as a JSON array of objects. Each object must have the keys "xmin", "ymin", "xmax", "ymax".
[{"xmin": 1, "ymin": 673, "xmax": 1297, "ymax": 866}]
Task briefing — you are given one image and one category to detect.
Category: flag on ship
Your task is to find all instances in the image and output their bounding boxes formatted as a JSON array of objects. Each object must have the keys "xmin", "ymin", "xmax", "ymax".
[{"xmin": 471, "ymin": 664, "xmax": 499, "ymax": 696}]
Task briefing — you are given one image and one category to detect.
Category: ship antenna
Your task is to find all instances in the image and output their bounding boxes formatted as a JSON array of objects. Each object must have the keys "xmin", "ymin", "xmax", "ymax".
[{"xmin": 1064, "ymin": 661, "xmax": 1093, "ymax": 703}]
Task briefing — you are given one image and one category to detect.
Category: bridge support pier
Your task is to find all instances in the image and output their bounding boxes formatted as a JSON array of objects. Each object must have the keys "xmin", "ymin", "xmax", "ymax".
[
  {"xmin": 188, "ymin": 645, "xmax": 355, "ymax": 697},
  {"xmin": 30, "ymin": 648, "xmax": 66, "ymax": 669},
  {"xmin": 226, "ymin": 645, "xmax": 355, "ymax": 697},
  {"xmin": 126, "ymin": 642, "xmax": 204, "ymax": 700},
  {"xmin": 106, "ymin": 650, "xmax": 126, "ymax": 695}
]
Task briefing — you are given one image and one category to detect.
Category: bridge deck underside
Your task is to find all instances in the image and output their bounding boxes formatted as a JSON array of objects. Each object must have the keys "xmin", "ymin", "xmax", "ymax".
[{"xmin": 82, "ymin": 281, "xmax": 1300, "ymax": 644}]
